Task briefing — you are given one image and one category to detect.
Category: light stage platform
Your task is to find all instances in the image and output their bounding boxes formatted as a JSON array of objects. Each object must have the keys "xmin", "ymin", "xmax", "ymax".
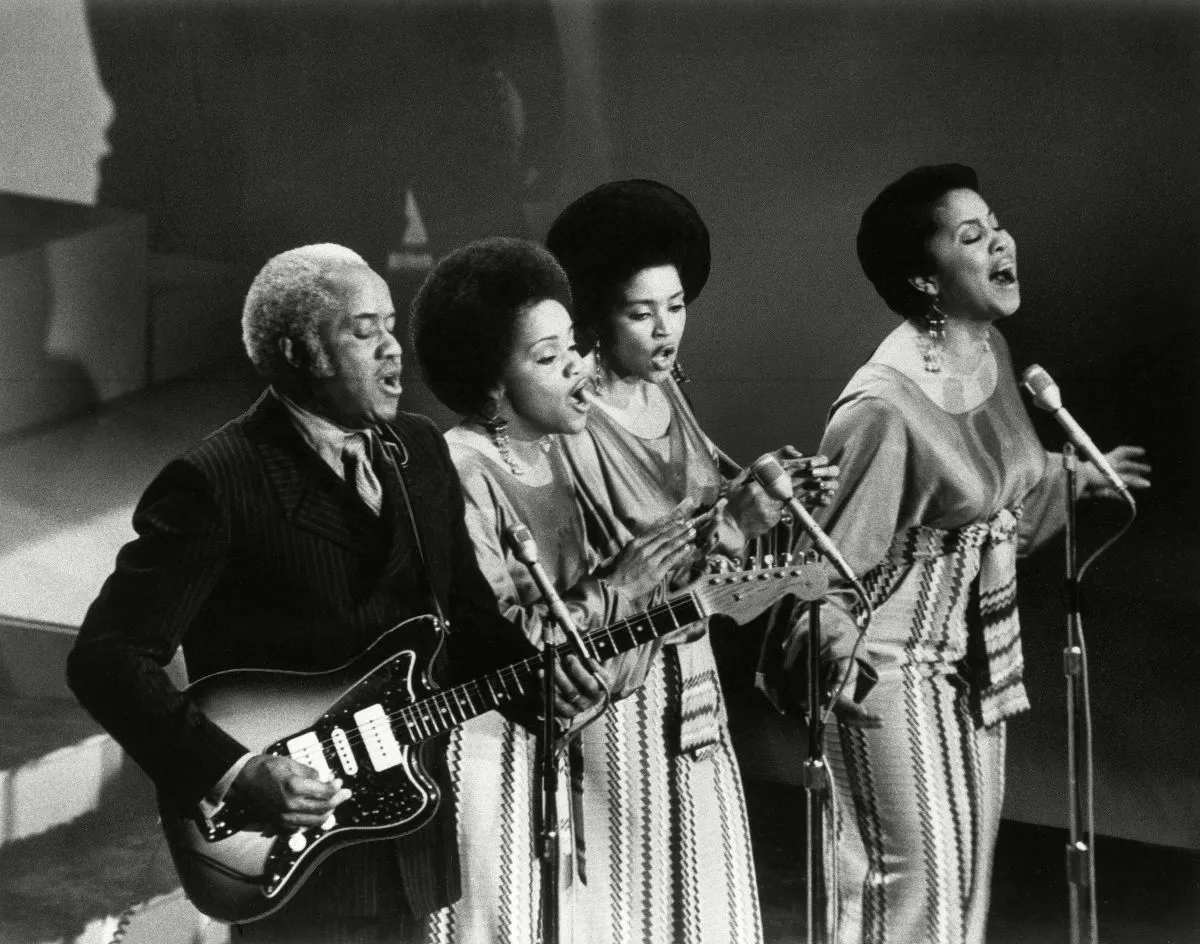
[{"xmin": 0, "ymin": 373, "xmax": 259, "ymax": 944}]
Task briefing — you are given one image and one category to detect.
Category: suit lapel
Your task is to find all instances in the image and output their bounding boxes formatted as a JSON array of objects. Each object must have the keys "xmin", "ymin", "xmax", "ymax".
[{"xmin": 244, "ymin": 391, "xmax": 377, "ymax": 555}]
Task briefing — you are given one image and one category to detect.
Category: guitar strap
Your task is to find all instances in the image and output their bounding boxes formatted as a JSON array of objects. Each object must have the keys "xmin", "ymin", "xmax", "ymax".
[{"xmin": 374, "ymin": 426, "xmax": 451, "ymax": 635}]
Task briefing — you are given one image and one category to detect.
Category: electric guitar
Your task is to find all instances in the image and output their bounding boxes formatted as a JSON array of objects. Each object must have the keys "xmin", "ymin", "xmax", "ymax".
[{"xmin": 160, "ymin": 561, "xmax": 827, "ymax": 922}]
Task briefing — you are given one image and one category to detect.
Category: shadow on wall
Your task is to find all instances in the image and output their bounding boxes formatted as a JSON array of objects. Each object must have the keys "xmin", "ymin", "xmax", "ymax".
[
  {"xmin": 0, "ymin": 194, "xmax": 148, "ymax": 439},
  {"xmin": 82, "ymin": 0, "xmax": 573, "ymax": 425},
  {"xmin": 83, "ymin": 0, "xmax": 568, "ymax": 268}
]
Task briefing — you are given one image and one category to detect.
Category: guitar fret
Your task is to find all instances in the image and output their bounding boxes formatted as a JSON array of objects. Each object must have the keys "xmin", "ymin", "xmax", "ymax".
[
  {"xmin": 458, "ymin": 681, "xmax": 477, "ymax": 714},
  {"xmin": 396, "ymin": 570, "xmax": 792, "ymax": 756},
  {"xmin": 449, "ymin": 687, "xmax": 468, "ymax": 722},
  {"xmin": 435, "ymin": 695, "xmax": 453, "ymax": 730},
  {"xmin": 421, "ymin": 701, "xmax": 439, "ymax": 738},
  {"xmin": 666, "ymin": 603, "xmax": 682, "ymax": 633},
  {"xmin": 591, "ymin": 632, "xmax": 614, "ymax": 661},
  {"xmin": 673, "ymin": 597, "xmax": 703, "ymax": 626},
  {"xmin": 466, "ymin": 681, "xmax": 488, "ymax": 713}
]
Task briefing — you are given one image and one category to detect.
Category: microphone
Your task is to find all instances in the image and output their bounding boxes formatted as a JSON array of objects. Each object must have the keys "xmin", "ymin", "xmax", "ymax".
[
  {"xmin": 505, "ymin": 524, "xmax": 596, "ymax": 663},
  {"xmin": 750, "ymin": 455, "xmax": 868, "ymax": 605},
  {"xmin": 1021, "ymin": 365, "xmax": 1132, "ymax": 503}
]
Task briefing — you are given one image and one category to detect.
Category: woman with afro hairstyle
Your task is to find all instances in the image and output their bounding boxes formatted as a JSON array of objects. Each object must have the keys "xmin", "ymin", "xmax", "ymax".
[
  {"xmin": 411, "ymin": 236, "xmax": 701, "ymax": 944},
  {"xmin": 546, "ymin": 180, "xmax": 837, "ymax": 943},
  {"xmin": 759, "ymin": 165, "xmax": 1149, "ymax": 944}
]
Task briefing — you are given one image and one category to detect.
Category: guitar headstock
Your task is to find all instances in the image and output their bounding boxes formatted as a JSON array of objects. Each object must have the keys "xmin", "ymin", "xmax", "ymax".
[{"xmin": 690, "ymin": 562, "xmax": 830, "ymax": 624}]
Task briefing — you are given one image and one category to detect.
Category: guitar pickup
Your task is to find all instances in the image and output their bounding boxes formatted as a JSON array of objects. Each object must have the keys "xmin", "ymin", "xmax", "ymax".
[
  {"xmin": 286, "ymin": 731, "xmax": 334, "ymax": 782},
  {"xmin": 353, "ymin": 703, "xmax": 404, "ymax": 771},
  {"xmin": 330, "ymin": 726, "xmax": 359, "ymax": 777}
]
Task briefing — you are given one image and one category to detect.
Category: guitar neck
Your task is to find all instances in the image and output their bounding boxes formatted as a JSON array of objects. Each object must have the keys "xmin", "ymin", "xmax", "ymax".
[{"xmin": 398, "ymin": 592, "xmax": 704, "ymax": 740}]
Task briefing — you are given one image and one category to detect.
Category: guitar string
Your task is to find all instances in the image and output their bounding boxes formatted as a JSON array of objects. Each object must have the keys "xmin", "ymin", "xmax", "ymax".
[
  {"xmin": 284, "ymin": 594, "xmax": 701, "ymax": 765},
  {"xmin": 359, "ymin": 595, "xmax": 699, "ymax": 748},
  {"xmin": 279, "ymin": 569, "xmax": 804, "ymax": 768}
]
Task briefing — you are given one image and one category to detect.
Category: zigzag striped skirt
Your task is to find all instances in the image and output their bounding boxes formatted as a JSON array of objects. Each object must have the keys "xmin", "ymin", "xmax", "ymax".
[
  {"xmin": 826, "ymin": 664, "xmax": 1006, "ymax": 944},
  {"xmin": 428, "ymin": 645, "xmax": 762, "ymax": 943}
]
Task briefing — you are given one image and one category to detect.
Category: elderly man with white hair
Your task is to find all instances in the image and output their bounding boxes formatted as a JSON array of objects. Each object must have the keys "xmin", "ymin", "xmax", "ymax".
[{"xmin": 68, "ymin": 244, "xmax": 604, "ymax": 943}]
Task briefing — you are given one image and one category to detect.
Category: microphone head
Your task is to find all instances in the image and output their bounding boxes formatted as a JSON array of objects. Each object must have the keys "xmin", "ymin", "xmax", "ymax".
[
  {"xmin": 504, "ymin": 524, "xmax": 538, "ymax": 565},
  {"xmin": 750, "ymin": 454, "xmax": 794, "ymax": 502},
  {"xmin": 1021, "ymin": 364, "xmax": 1063, "ymax": 412}
]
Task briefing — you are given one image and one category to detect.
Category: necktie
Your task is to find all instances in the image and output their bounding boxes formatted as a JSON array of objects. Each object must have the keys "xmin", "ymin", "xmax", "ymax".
[{"xmin": 342, "ymin": 432, "xmax": 383, "ymax": 516}]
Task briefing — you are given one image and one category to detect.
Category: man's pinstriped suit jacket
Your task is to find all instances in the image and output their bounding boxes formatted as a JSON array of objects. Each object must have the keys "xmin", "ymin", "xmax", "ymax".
[{"xmin": 68, "ymin": 389, "xmax": 537, "ymax": 922}]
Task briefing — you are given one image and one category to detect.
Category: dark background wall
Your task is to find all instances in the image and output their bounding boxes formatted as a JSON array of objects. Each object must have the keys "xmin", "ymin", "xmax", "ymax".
[
  {"xmin": 583, "ymin": 0, "xmax": 1200, "ymax": 848},
  {"xmin": 6, "ymin": 0, "xmax": 1196, "ymax": 847}
]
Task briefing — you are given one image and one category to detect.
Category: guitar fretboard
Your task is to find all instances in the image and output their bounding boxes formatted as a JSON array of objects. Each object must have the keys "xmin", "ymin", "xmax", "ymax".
[{"xmin": 394, "ymin": 593, "xmax": 704, "ymax": 742}]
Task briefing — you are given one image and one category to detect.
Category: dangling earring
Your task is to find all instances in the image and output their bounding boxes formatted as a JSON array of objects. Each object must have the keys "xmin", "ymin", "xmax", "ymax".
[
  {"xmin": 479, "ymin": 397, "xmax": 522, "ymax": 476},
  {"xmin": 589, "ymin": 346, "xmax": 607, "ymax": 395},
  {"xmin": 918, "ymin": 300, "xmax": 947, "ymax": 374},
  {"xmin": 671, "ymin": 360, "xmax": 691, "ymax": 385}
]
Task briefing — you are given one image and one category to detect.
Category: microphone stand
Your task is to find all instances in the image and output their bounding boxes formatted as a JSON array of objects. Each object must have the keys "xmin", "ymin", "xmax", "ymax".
[
  {"xmin": 538, "ymin": 621, "xmax": 562, "ymax": 944},
  {"xmin": 507, "ymin": 524, "xmax": 610, "ymax": 944},
  {"xmin": 803, "ymin": 599, "xmax": 829, "ymax": 944},
  {"xmin": 1022, "ymin": 362, "xmax": 1139, "ymax": 944},
  {"xmin": 670, "ymin": 376, "xmax": 854, "ymax": 940},
  {"xmin": 803, "ymin": 598, "xmax": 871, "ymax": 944},
  {"xmin": 1062, "ymin": 444, "xmax": 1097, "ymax": 944}
]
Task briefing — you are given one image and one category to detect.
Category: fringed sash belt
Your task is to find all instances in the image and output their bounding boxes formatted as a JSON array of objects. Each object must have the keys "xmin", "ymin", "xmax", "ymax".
[{"xmin": 880, "ymin": 506, "xmax": 1030, "ymax": 728}]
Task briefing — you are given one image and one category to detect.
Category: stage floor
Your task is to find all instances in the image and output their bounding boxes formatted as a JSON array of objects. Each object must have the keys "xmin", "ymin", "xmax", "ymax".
[
  {"xmin": 0, "ymin": 372, "xmax": 262, "ymax": 629},
  {"xmin": 2, "ymin": 775, "xmax": 1194, "ymax": 944},
  {"xmin": 747, "ymin": 779, "xmax": 1200, "ymax": 944}
]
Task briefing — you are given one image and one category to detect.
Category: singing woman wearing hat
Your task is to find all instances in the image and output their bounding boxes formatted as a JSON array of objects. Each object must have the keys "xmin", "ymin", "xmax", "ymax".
[
  {"xmin": 758, "ymin": 165, "xmax": 1150, "ymax": 944},
  {"xmin": 545, "ymin": 179, "xmax": 836, "ymax": 942}
]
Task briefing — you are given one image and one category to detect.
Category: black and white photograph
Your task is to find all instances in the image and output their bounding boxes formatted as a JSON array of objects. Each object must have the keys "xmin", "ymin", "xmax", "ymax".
[{"xmin": 0, "ymin": 1, "xmax": 1196, "ymax": 942}]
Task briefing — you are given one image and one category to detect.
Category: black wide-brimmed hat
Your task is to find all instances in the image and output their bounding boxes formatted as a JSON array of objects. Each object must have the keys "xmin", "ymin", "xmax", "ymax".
[{"xmin": 545, "ymin": 179, "xmax": 711, "ymax": 330}]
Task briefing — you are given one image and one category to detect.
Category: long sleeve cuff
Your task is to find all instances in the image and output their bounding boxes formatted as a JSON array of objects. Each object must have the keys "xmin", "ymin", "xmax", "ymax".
[{"xmin": 198, "ymin": 751, "xmax": 256, "ymax": 818}]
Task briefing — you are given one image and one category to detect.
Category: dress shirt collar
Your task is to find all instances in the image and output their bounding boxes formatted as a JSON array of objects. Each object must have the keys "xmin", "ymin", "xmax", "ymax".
[{"xmin": 274, "ymin": 387, "xmax": 369, "ymax": 481}]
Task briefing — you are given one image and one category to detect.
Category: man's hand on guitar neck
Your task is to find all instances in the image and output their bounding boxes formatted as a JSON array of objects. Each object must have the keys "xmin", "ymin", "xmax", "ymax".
[{"xmin": 231, "ymin": 754, "xmax": 352, "ymax": 829}]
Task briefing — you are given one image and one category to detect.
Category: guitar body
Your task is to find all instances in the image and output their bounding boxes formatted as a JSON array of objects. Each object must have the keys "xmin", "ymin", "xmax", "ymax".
[
  {"xmin": 160, "ymin": 615, "xmax": 445, "ymax": 923},
  {"xmin": 158, "ymin": 562, "xmax": 830, "ymax": 923}
]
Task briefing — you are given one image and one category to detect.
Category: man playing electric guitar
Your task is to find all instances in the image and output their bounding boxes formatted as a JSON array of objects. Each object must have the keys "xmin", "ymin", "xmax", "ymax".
[{"xmin": 66, "ymin": 245, "xmax": 669, "ymax": 943}]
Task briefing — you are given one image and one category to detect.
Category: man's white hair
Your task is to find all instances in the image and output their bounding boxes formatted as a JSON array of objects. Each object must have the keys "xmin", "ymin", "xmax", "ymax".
[{"xmin": 241, "ymin": 243, "xmax": 370, "ymax": 382}]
